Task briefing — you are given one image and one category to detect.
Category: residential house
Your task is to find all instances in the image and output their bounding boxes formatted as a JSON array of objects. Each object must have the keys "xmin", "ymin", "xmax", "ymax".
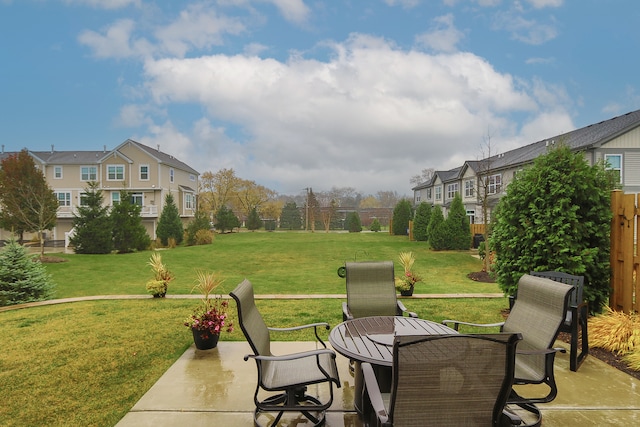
[
  {"xmin": 413, "ymin": 109, "xmax": 640, "ymax": 224},
  {"xmin": 0, "ymin": 139, "xmax": 199, "ymax": 243}
]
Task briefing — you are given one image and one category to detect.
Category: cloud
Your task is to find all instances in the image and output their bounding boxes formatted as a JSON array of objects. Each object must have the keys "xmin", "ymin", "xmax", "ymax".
[
  {"xmin": 265, "ymin": 0, "xmax": 311, "ymax": 25},
  {"xmin": 526, "ymin": 0, "xmax": 563, "ymax": 9},
  {"xmin": 415, "ymin": 14, "xmax": 465, "ymax": 53},
  {"xmin": 78, "ymin": 19, "xmax": 153, "ymax": 59},
  {"xmin": 131, "ymin": 33, "xmax": 569, "ymax": 194},
  {"xmin": 62, "ymin": 0, "xmax": 141, "ymax": 8}
]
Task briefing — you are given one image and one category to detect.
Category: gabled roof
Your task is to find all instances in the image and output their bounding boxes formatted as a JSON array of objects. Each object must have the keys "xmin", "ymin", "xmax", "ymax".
[{"xmin": 117, "ymin": 139, "xmax": 199, "ymax": 176}]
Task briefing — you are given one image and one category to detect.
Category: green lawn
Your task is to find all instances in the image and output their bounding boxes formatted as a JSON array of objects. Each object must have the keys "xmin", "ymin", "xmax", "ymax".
[{"xmin": 1, "ymin": 231, "xmax": 508, "ymax": 426}]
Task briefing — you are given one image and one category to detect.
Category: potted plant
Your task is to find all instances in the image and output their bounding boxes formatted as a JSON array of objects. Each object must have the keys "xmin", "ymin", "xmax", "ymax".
[
  {"xmin": 395, "ymin": 251, "xmax": 422, "ymax": 296},
  {"xmin": 184, "ymin": 270, "xmax": 233, "ymax": 350},
  {"xmin": 146, "ymin": 252, "xmax": 173, "ymax": 297}
]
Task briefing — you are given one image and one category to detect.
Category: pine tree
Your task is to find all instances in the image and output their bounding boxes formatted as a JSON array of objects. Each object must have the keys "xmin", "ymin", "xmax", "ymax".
[
  {"xmin": 110, "ymin": 191, "xmax": 151, "ymax": 253},
  {"xmin": 246, "ymin": 207, "xmax": 261, "ymax": 231},
  {"xmin": 413, "ymin": 202, "xmax": 432, "ymax": 241},
  {"xmin": 444, "ymin": 194, "xmax": 471, "ymax": 250},
  {"xmin": 0, "ymin": 237, "xmax": 55, "ymax": 306},
  {"xmin": 427, "ymin": 205, "xmax": 447, "ymax": 250},
  {"xmin": 185, "ymin": 210, "xmax": 213, "ymax": 246},
  {"xmin": 392, "ymin": 199, "xmax": 413, "ymax": 235},
  {"xmin": 370, "ymin": 218, "xmax": 382, "ymax": 232},
  {"xmin": 346, "ymin": 211, "xmax": 362, "ymax": 232},
  {"xmin": 214, "ymin": 206, "xmax": 240, "ymax": 233},
  {"xmin": 156, "ymin": 193, "xmax": 183, "ymax": 246},
  {"xmin": 279, "ymin": 202, "xmax": 302, "ymax": 230},
  {"xmin": 70, "ymin": 182, "xmax": 113, "ymax": 254}
]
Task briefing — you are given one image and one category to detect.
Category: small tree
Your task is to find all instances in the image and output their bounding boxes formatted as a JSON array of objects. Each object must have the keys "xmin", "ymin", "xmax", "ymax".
[
  {"xmin": 246, "ymin": 207, "xmax": 261, "ymax": 231},
  {"xmin": 110, "ymin": 191, "xmax": 151, "ymax": 253},
  {"xmin": 280, "ymin": 201, "xmax": 302, "ymax": 230},
  {"xmin": 444, "ymin": 194, "xmax": 471, "ymax": 250},
  {"xmin": 370, "ymin": 218, "xmax": 382, "ymax": 232},
  {"xmin": 0, "ymin": 237, "xmax": 55, "ymax": 306},
  {"xmin": 427, "ymin": 205, "xmax": 447, "ymax": 250},
  {"xmin": 70, "ymin": 182, "xmax": 113, "ymax": 254},
  {"xmin": 392, "ymin": 199, "xmax": 412, "ymax": 235},
  {"xmin": 346, "ymin": 211, "xmax": 362, "ymax": 232},
  {"xmin": 413, "ymin": 202, "xmax": 432, "ymax": 241},
  {"xmin": 214, "ymin": 206, "xmax": 240, "ymax": 233},
  {"xmin": 185, "ymin": 210, "xmax": 213, "ymax": 246},
  {"xmin": 491, "ymin": 144, "xmax": 613, "ymax": 312},
  {"xmin": 156, "ymin": 193, "xmax": 183, "ymax": 246}
]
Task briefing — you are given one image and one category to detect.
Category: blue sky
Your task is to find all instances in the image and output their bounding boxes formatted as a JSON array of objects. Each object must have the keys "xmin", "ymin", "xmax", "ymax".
[{"xmin": 1, "ymin": 0, "xmax": 639, "ymax": 196}]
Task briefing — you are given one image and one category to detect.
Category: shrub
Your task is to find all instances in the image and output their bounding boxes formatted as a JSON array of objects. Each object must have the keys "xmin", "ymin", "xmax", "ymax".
[
  {"xmin": 392, "ymin": 199, "xmax": 412, "ymax": 235},
  {"xmin": 246, "ymin": 207, "xmax": 261, "ymax": 231},
  {"xmin": 346, "ymin": 211, "xmax": 362, "ymax": 232},
  {"xmin": 443, "ymin": 194, "xmax": 471, "ymax": 250},
  {"xmin": 185, "ymin": 210, "xmax": 212, "ymax": 246},
  {"xmin": 156, "ymin": 193, "xmax": 183, "ymax": 246},
  {"xmin": 0, "ymin": 237, "xmax": 55, "ymax": 306},
  {"xmin": 195, "ymin": 229, "xmax": 214, "ymax": 245},
  {"xmin": 413, "ymin": 202, "xmax": 431, "ymax": 241},
  {"xmin": 370, "ymin": 218, "xmax": 381, "ymax": 232},
  {"xmin": 427, "ymin": 205, "xmax": 447, "ymax": 250}
]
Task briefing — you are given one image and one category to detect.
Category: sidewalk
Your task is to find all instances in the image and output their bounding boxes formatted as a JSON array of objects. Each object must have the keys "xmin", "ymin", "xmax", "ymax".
[{"xmin": 116, "ymin": 340, "xmax": 640, "ymax": 426}]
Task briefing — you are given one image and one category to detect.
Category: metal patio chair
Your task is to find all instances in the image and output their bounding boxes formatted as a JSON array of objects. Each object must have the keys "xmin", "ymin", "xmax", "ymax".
[
  {"xmin": 361, "ymin": 333, "xmax": 523, "ymax": 427},
  {"xmin": 443, "ymin": 274, "xmax": 573, "ymax": 426},
  {"xmin": 230, "ymin": 279, "xmax": 341, "ymax": 427},
  {"xmin": 342, "ymin": 260, "xmax": 417, "ymax": 321}
]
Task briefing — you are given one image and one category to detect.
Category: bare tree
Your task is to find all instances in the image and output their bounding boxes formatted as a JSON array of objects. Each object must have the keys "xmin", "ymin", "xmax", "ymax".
[
  {"xmin": 476, "ymin": 129, "xmax": 498, "ymax": 273},
  {"xmin": 410, "ymin": 168, "xmax": 435, "ymax": 187}
]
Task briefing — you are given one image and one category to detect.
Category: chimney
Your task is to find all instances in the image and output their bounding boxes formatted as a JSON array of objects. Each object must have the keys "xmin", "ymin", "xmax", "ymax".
[
  {"xmin": 103, "ymin": 145, "xmax": 106, "ymax": 153},
  {"xmin": 51, "ymin": 144, "xmax": 54, "ymax": 153},
  {"xmin": 157, "ymin": 144, "xmax": 160, "ymax": 152},
  {"xmin": 1, "ymin": 144, "xmax": 4, "ymax": 154}
]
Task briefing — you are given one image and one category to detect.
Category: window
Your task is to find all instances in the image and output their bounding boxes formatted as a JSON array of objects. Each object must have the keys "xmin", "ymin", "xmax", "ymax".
[
  {"xmin": 170, "ymin": 168, "xmax": 175, "ymax": 183},
  {"xmin": 447, "ymin": 183, "xmax": 459, "ymax": 199},
  {"xmin": 130, "ymin": 192, "xmax": 143, "ymax": 206},
  {"xmin": 139, "ymin": 165, "xmax": 149, "ymax": 181},
  {"xmin": 466, "ymin": 210, "xmax": 475, "ymax": 224},
  {"xmin": 107, "ymin": 165, "xmax": 124, "ymax": 181},
  {"xmin": 79, "ymin": 192, "xmax": 89, "ymax": 206},
  {"xmin": 425, "ymin": 188, "xmax": 432, "ymax": 200},
  {"xmin": 56, "ymin": 192, "xmax": 71, "ymax": 206},
  {"xmin": 605, "ymin": 154, "xmax": 622, "ymax": 184},
  {"xmin": 464, "ymin": 179, "xmax": 475, "ymax": 197},
  {"xmin": 111, "ymin": 192, "xmax": 121, "ymax": 205},
  {"xmin": 487, "ymin": 174, "xmax": 502, "ymax": 194},
  {"xmin": 189, "ymin": 174, "xmax": 196, "ymax": 182},
  {"xmin": 54, "ymin": 166, "xmax": 63, "ymax": 179},
  {"xmin": 435, "ymin": 185, "xmax": 442, "ymax": 201},
  {"xmin": 81, "ymin": 166, "xmax": 97, "ymax": 181},
  {"xmin": 185, "ymin": 193, "xmax": 194, "ymax": 210}
]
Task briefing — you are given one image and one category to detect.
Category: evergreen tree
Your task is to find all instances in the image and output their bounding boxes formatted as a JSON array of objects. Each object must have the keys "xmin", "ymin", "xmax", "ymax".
[
  {"xmin": 246, "ymin": 207, "xmax": 261, "ymax": 231},
  {"xmin": 185, "ymin": 209, "xmax": 213, "ymax": 246},
  {"xmin": 413, "ymin": 202, "xmax": 432, "ymax": 241},
  {"xmin": 427, "ymin": 205, "xmax": 447, "ymax": 250},
  {"xmin": 0, "ymin": 237, "xmax": 55, "ymax": 306},
  {"xmin": 156, "ymin": 193, "xmax": 183, "ymax": 246},
  {"xmin": 346, "ymin": 211, "xmax": 362, "ymax": 232},
  {"xmin": 392, "ymin": 199, "xmax": 412, "ymax": 235},
  {"xmin": 70, "ymin": 182, "xmax": 113, "ymax": 254},
  {"xmin": 280, "ymin": 202, "xmax": 302, "ymax": 230},
  {"xmin": 110, "ymin": 191, "xmax": 151, "ymax": 253},
  {"xmin": 370, "ymin": 218, "xmax": 381, "ymax": 232},
  {"xmin": 214, "ymin": 206, "xmax": 240, "ymax": 233},
  {"xmin": 444, "ymin": 194, "xmax": 471, "ymax": 250},
  {"xmin": 491, "ymin": 145, "xmax": 612, "ymax": 311}
]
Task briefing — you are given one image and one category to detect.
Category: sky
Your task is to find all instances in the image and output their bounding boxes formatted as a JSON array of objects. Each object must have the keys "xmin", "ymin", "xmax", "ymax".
[{"xmin": 1, "ymin": 0, "xmax": 639, "ymax": 197}]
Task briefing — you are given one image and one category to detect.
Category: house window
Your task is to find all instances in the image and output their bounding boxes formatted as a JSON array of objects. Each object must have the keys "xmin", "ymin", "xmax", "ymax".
[
  {"xmin": 435, "ymin": 185, "xmax": 442, "ymax": 201},
  {"xmin": 56, "ymin": 192, "xmax": 71, "ymax": 206},
  {"xmin": 107, "ymin": 165, "xmax": 125, "ymax": 181},
  {"xmin": 189, "ymin": 174, "xmax": 196, "ymax": 182},
  {"xmin": 170, "ymin": 168, "xmax": 175, "ymax": 183},
  {"xmin": 466, "ymin": 210, "xmax": 475, "ymax": 224},
  {"xmin": 465, "ymin": 179, "xmax": 475, "ymax": 197},
  {"xmin": 605, "ymin": 154, "xmax": 622, "ymax": 184},
  {"xmin": 54, "ymin": 166, "xmax": 63, "ymax": 179},
  {"xmin": 488, "ymin": 174, "xmax": 502, "ymax": 194},
  {"xmin": 185, "ymin": 193, "xmax": 194, "ymax": 210},
  {"xmin": 447, "ymin": 183, "xmax": 459, "ymax": 199},
  {"xmin": 79, "ymin": 192, "xmax": 89, "ymax": 206},
  {"xmin": 130, "ymin": 193, "xmax": 143, "ymax": 206},
  {"xmin": 81, "ymin": 166, "xmax": 97, "ymax": 181},
  {"xmin": 140, "ymin": 165, "xmax": 149, "ymax": 181},
  {"xmin": 111, "ymin": 192, "xmax": 121, "ymax": 205},
  {"xmin": 425, "ymin": 188, "xmax": 432, "ymax": 200}
]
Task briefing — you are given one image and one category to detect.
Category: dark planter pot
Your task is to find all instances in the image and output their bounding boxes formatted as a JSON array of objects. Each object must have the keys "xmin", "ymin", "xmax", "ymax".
[
  {"xmin": 152, "ymin": 292, "xmax": 166, "ymax": 298},
  {"xmin": 192, "ymin": 329, "xmax": 220, "ymax": 350},
  {"xmin": 400, "ymin": 289, "xmax": 414, "ymax": 297}
]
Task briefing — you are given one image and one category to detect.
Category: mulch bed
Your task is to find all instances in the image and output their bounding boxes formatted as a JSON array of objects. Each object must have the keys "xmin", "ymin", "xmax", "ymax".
[{"xmin": 468, "ymin": 271, "xmax": 640, "ymax": 381}]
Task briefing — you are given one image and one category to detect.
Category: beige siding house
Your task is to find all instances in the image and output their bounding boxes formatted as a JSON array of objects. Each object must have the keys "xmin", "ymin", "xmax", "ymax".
[
  {"xmin": 413, "ymin": 109, "xmax": 640, "ymax": 224},
  {"xmin": 0, "ymin": 139, "xmax": 199, "ymax": 243}
]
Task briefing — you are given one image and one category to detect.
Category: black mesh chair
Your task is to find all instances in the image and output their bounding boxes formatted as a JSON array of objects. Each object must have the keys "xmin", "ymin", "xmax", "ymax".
[{"xmin": 230, "ymin": 279, "xmax": 341, "ymax": 427}]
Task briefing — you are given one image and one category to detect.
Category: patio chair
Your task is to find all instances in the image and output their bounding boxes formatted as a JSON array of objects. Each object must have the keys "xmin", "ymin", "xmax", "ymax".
[
  {"xmin": 361, "ymin": 333, "xmax": 523, "ymax": 427},
  {"xmin": 443, "ymin": 274, "xmax": 573, "ymax": 426},
  {"xmin": 342, "ymin": 260, "xmax": 417, "ymax": 321},
  {"xmin": 528, "ymin": 271, "xmax": 588, "ymax": 371},
  {"xmin": 229, "ymin": 279, "xmax": 341, "ymax": 427}
]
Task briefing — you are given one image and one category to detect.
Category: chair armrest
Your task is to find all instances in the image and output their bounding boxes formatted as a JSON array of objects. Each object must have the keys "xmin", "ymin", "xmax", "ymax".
[
  {"xmin": 342, "ymin": 302, "xmax": 354, "ymax": 321},
  {"xmin": 396, "ymin": 301, "xmax": 418, "ymax": 318},
  {"xmin": 442, "ymin": 319, "xmax": 505, "ymax": 331},
  {"xmin": 517, "ymin": 347, "xmax": 566, "ymax": 356},
  {"xmin": 268, "ymin": 322, "xmax": 330, "ymax": 348},
  {"xmin": 361, "ymin": 362, "xmax": 390, "ymax": 425},
  {"xmin": 245, "ymin": 348, "xmax": 336, "ymax": 362}
]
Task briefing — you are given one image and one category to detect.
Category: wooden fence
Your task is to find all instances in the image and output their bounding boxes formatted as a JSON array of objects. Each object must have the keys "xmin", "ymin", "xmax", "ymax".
[{"xmin": 610, "ymin": 190, "xmax": 640, "ymax": 313}]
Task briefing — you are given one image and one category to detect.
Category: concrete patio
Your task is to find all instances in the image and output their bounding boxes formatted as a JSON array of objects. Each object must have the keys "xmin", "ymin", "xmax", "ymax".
[{"xmin": 116, "ymin": 339, "xmax": 640, "ymax": 426}]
